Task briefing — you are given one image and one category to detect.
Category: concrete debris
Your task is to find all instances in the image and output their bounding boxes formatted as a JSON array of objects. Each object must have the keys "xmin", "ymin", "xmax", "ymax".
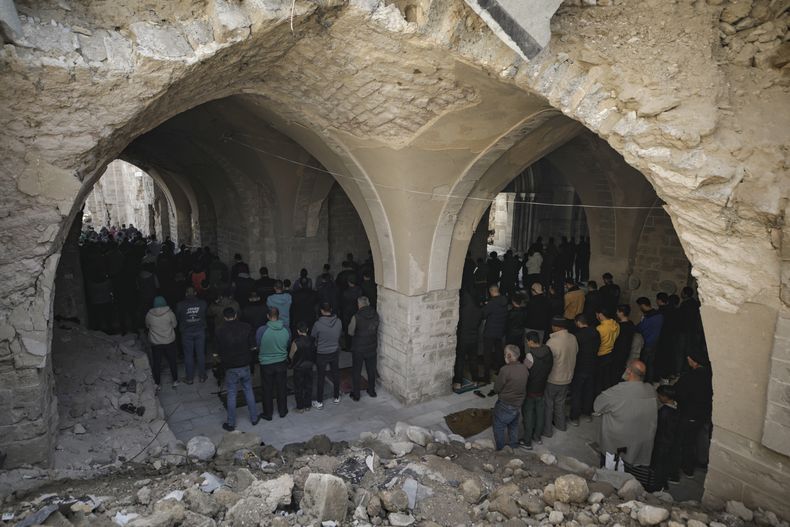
[
  {"xmin": 187, "ymin": 436, "xmax": 216, "ymax": 461},
  {"xmin": 1, "ymin": 422, "xmax": 787, "ymax": 527}
]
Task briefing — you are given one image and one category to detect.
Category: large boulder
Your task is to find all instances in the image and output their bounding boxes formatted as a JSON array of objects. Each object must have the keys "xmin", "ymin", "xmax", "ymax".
[
  {"xmin": 225, "ymin": 497, "xmax": 270, "ymax": 526},
  {"xmin": 379, "ymin": 489, "xmax": 409, "ymax": 512},
  {"xmin": 300, "ymin": 473, "xmax": 349, "ymax": 523},
  {"xmin": 617, "ymin": 478, "xmax": 645, "ymax": 501},
  {"xmin": 245, "ymin": 474, "xmax": 294, "ymax": 512},
  {"xmin": 405, "ymin": 426, "xmax": 432, "ymax": 446},
  {"xmin": 554, "ymin": 474, "xmax": 589, "ymax": 503},
  {"xmin": 389, "ymin": 442, "xmax": 414, "ymax": 457},
  {"xmin": 305, "ymin": 434, "xmax": 333, "ymax": 455},
  {"xmin": 637, "ymin": 505, "xmax": 670, "ymax": 526},
  {"xmin": 216, "ymin": 431, "xmax": 261, "ymax": 461},
  {"xmin": 186, "ymin": 436, "xmax": 216, "ymax": 461}
]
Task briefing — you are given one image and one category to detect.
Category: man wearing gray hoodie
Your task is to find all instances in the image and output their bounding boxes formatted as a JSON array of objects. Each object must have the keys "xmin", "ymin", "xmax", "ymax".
[
  {"xmin": 311, "ymin": 302, "xmax": 343, "ymax": 409},
  {"xmin": 145, "ymin": 295, "xmax": 179, "ymax": 391}
]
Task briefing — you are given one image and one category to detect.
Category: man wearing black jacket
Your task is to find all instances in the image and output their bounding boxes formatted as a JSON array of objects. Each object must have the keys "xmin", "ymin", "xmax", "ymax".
[
  {"xmin": 290, "ymin": 322, "xmax": 316, "ymax": 413},
  {"xmin": 454, "ymin": 290, "xmax": 482, "ymax": 389},
  {"xmin": 482, "ymin": 285, "xmax": 508, "ymax": 387},
  {"xmin": 215, "ymin": 308, "xmax": 259, "ymax": 431},
  {"xmin": 674, "ymin": 349, "xmax": 713, "ymax": 477},
  {"xmin": 505, "ymin": 293, "xmax": 528, "ymax": 360},
  {"xmin": 348, "ymin": 296, "xmax": 380, "ymax": 401},
  {"xmin": 612, "ymin": 304, "xmax": 638, "ymax": 385},
  {"xmin": 521, "ymin": 331, "xmax": 553, "ymax": 448},
  {"xmin": 569, "ymin": 314, "xmax": 601, "ymax": 425},
  {"xmin": 525, "ymin": 283, "xmax": 552, "ymax": 343}
]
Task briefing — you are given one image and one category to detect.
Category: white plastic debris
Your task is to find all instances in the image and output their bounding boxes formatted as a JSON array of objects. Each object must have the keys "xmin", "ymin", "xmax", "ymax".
[{"xmin": 113, "ymin": 511, "xmax": 139, "ymax": 525}]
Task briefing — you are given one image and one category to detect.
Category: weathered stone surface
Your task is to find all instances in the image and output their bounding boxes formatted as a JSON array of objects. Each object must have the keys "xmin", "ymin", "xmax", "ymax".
[
  {"xmin": 187, "ymin": 436, "xmax": 216, "ymax": 461},
  {"xmin": 637, "ymin": 505, "xmax": 670, "ymax": 526},
  {"xmin": 245, "ymin": 474, "xmax": 293, "ymax": 512},
  {"xmin": 300, "ymin": 473, "xmax": 348, "ymax": 523},
  {"xmin": 489, "ymin": 494, "xmax": 520, "ymax": 519},
  {"xmin": 216, "ymin": 431, "xmax": 261, "ymax": 460},
  {"xmin": 554, "ymin": 474, "xmax": 589, "ymax": 503},
  {"xmin": 379, "ymin": 489, "xmax": 409, "ymax": 513}
]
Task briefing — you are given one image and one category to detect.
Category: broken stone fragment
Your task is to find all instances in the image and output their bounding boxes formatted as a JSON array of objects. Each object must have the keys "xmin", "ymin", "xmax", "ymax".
[{"xmin": 553, "ymin": 474, "xmax": 590, "ymax": 503}]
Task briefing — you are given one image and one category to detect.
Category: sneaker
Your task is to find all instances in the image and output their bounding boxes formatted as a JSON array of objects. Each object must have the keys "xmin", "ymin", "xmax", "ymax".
[
  {"xmin": 184, "ymin": 379, "xmax": 194, "ymax": 385},
  {"xmin": 295, "ymin": 408, "xmax": 304, "ymax": 414},
  {"xmin": 333, "ymin": 396, "xmax": 341, "ymax": 404},
  {"xmin": 536, "ymin": 439, "xmax": 543, "ymax": 445},
  {"xmin": 668, "ymin": 477, "xmax": 680, "ymax": 485},
  {"xmin": 521, "ymin": 442, "xmax": 533, "ymax": 450},
  {"xmin": 684, "ymin": 471, "xmax": 695, "ymax": 479},
  {"xmin": 585, "ymin": 415, "xmax": 593, "ymax": 423},
  {"xmin": 312, "ymin": 401, "xmax": 324, "ymax": 410},
  {"xmin": 570, "ymin": 420, "xmax": 580, "ymax": 427},
  {"xmin": 199, "ymin": 375, "xmax": 207, "ymax": 383},
  {"xmin": 222, "ymin": 423, "xmax": 235, "ymax": 432},
  {"xmin": 172, "ymin": 381, "xmax": 180, "ymax": 389}
]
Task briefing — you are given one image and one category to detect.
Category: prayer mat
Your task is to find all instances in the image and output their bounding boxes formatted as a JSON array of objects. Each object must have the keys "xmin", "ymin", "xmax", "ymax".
[
  {"xmin": 338, "ymin": 367, "xmax": 368, "ymax": 394},
  {"xmin": 452, "ymin": 378, "xmax": 478, "ymax": 394},
  {"xmin": 444, "ymin": 407, "xmax": 492, "ymax": 438}
]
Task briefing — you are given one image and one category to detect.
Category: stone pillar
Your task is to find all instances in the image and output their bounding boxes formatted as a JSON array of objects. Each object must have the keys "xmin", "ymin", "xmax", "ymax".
[
  {"xmin": 377, "ymin": 287, "xmax": 458, "ymax": 404},
  {"xmin": 701, "ymin": 303, "xmax": 790, "ymax": 519}
]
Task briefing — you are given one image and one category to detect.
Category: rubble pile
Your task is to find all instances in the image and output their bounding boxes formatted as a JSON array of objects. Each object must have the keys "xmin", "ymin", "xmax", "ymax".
[
  {"xmin": 1, "ymin": 422, "xmax": 787, "ymax": 527},
  {"xmin": 716, "ymin": 0, "xmax": 789, "ymax": 68},
  {"xmin": 51, "ymin": 325, "xmax": 182, "ymax": 470}
]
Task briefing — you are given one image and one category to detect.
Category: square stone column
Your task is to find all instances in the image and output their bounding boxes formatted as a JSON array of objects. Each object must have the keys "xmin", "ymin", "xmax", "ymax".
[{"xmin": 376, "ymin": 287, "xmax": 458, "ymax": 404}]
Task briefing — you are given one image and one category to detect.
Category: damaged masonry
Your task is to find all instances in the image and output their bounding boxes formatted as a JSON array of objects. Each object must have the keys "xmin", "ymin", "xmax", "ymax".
[{"xmin": 1, "ymin": 0, "xmax": 789, "ymax": 525}]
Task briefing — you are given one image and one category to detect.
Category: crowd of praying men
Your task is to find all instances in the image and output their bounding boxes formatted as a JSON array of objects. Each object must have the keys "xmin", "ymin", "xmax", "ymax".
[{"xmin": 457, "ymin": 238, "xmax": 712, "ymax": 492}]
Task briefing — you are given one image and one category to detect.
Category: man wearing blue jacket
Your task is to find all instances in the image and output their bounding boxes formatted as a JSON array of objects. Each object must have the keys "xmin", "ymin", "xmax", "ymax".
[{"xmin": 636, "ymin": 297, "xmax": 664, "ymax": 382}]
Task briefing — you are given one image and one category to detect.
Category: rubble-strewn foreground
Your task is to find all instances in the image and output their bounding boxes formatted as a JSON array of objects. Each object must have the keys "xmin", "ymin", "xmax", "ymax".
[{"xmin": 1, "ymin": 421, "xmax": 787, "ymax": 527}]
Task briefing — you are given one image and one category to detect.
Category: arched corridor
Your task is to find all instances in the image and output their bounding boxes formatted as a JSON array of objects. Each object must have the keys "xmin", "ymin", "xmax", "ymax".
[{"xmin": 1, "ymin": 0, "xmax": 788, "ymax": 516}]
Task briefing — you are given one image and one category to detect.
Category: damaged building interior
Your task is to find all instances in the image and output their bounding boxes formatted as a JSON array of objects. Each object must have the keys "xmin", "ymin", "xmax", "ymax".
[{"xmin": 0, "ymin": 0, "xmax": 788, "ymax": 525}]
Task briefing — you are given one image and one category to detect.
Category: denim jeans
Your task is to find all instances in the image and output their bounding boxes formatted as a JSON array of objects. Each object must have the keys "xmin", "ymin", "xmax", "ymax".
[
  {"xmin": 225, "ymin": 366, "xmax": 257, "ymax": 427},
  {"xmin": 182, "ymin": 331, "xmax": 206, "ymax": 381},
  {"xmin": 493, "ymin": 400, "xmax": 520, "ymax": 450}
]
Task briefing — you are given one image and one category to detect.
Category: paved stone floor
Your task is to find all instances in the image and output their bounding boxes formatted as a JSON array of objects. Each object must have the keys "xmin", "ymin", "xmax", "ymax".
[{"xmin": 158, "ymin": 360, "xmax": 704, "ymax": 502}]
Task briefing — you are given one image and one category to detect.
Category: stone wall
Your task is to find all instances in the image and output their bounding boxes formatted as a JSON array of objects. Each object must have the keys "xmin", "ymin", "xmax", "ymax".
[
  {"xmin": 84, "ymin": 160, "xmax": 156, "ymax": 234},
  {"xmin": 377, "ymin": 287, "xmax": 458, "ymax": 404},
  {"xmin": 328, "ymin": 184, "xmax": 371, "ymax": 274},
  {"xmin": 628, "ymin": 207, "xmax": 690, "ymax": 303}
]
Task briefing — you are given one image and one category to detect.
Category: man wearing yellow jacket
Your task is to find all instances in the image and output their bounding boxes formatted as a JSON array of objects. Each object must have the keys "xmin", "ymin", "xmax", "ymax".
[{"xmin": 595, "ymin": 307, "xmax": 621, "ymax": 396}]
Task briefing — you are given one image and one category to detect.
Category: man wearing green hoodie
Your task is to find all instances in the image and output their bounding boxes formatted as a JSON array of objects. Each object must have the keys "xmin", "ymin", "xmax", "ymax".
[{"xmin": 256, "ymin": 307, "xmax": 291, "ymax": 420}]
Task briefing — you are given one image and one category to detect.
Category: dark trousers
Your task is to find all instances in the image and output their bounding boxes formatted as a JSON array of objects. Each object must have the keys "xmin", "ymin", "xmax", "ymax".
[
  {"xmin": 454, "ymin": 340, "xmax": 481, "ymax": 383},
  {"xmin": 680, "ymin": 418, "xmax": 703, "ymax": 475},
  {"xmin": 641, "ymin": 345, "xmax": 657, "ymax": 382},
  {"xmin": 89, "ymin": 302, "xmax": 113, "ymax": 332},
  {"xmin": 352, "ymin": 353, "xmax": 377, "ymax": 397},
  {"xmin": 316, "ymin": 352, "xmax": 340, "ymax": 402},
  {"xmin": 570, "ymin": 372, "xmax": 594, "ymax": 420},
  {"xmin": 293, "ymin": 367, "xmax": 313, "ymax": 410},
  {"xmin": 483, "ymin": 337, "xmax": 504, "ymax": 381},
  {"xmin": 151, "ymin": 342, "xmax": 178, "ymax": 385},
  {"xmin": 260, "ymin": 361, "xmax": 288, "ymax": 418},
  {"xmin": 595, "ymin": 354, "xmax": 615, "ymax": 397}
]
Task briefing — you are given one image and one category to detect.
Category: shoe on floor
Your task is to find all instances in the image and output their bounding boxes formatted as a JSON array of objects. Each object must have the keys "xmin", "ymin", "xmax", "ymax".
[
  {"xmin": 199, "ymin": 375, "xmax": 207, "ymax": 383},
  {"xmin": 487, "ymin": 389, "xmax": 496, "ymax": 397},
  {"xmin": 351, "ymin": 394, "xmax": 360, "ymax": 402},
  {"xmin": 279, "ymin": 412, "xmax": 288, "ymax": 418},
  {"xmin": 172, "ymin": 381, "xmax": 180, "ymax": 388},
  {"xmin": 312, "ymin": 401, "xmax": 324, "ymax": 410},
  {"xmin": 570, "ymin": 420, "xmax": 580, "ymax": 427},
  {"xmin": 222, "ymin": 423, "xmax": 235, "ymax": 432},
  {"xmin": 295, "ymin": 408, "xmax": 304, "ymax": 414},
  {"xmin": 333, "ymin": 396, "xmax": 341, "ymax": 404},
  {"xmin": 251, "ymin": 417, "xmax": 260, "ymax": 426},
  {"xmin": 184, "ymin": 379, "xmax": 194, "ymax": 385},
  {"xmin": 585, "ymin": 416, "xmax": 593, "ymax": 422},
  {"xmin": 259, "ymin": 413, "xmax": 273, "ymax": 421},
  {"xmin": 367, "ymin": 391, "xmax": 377, "ymax": 398}
]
